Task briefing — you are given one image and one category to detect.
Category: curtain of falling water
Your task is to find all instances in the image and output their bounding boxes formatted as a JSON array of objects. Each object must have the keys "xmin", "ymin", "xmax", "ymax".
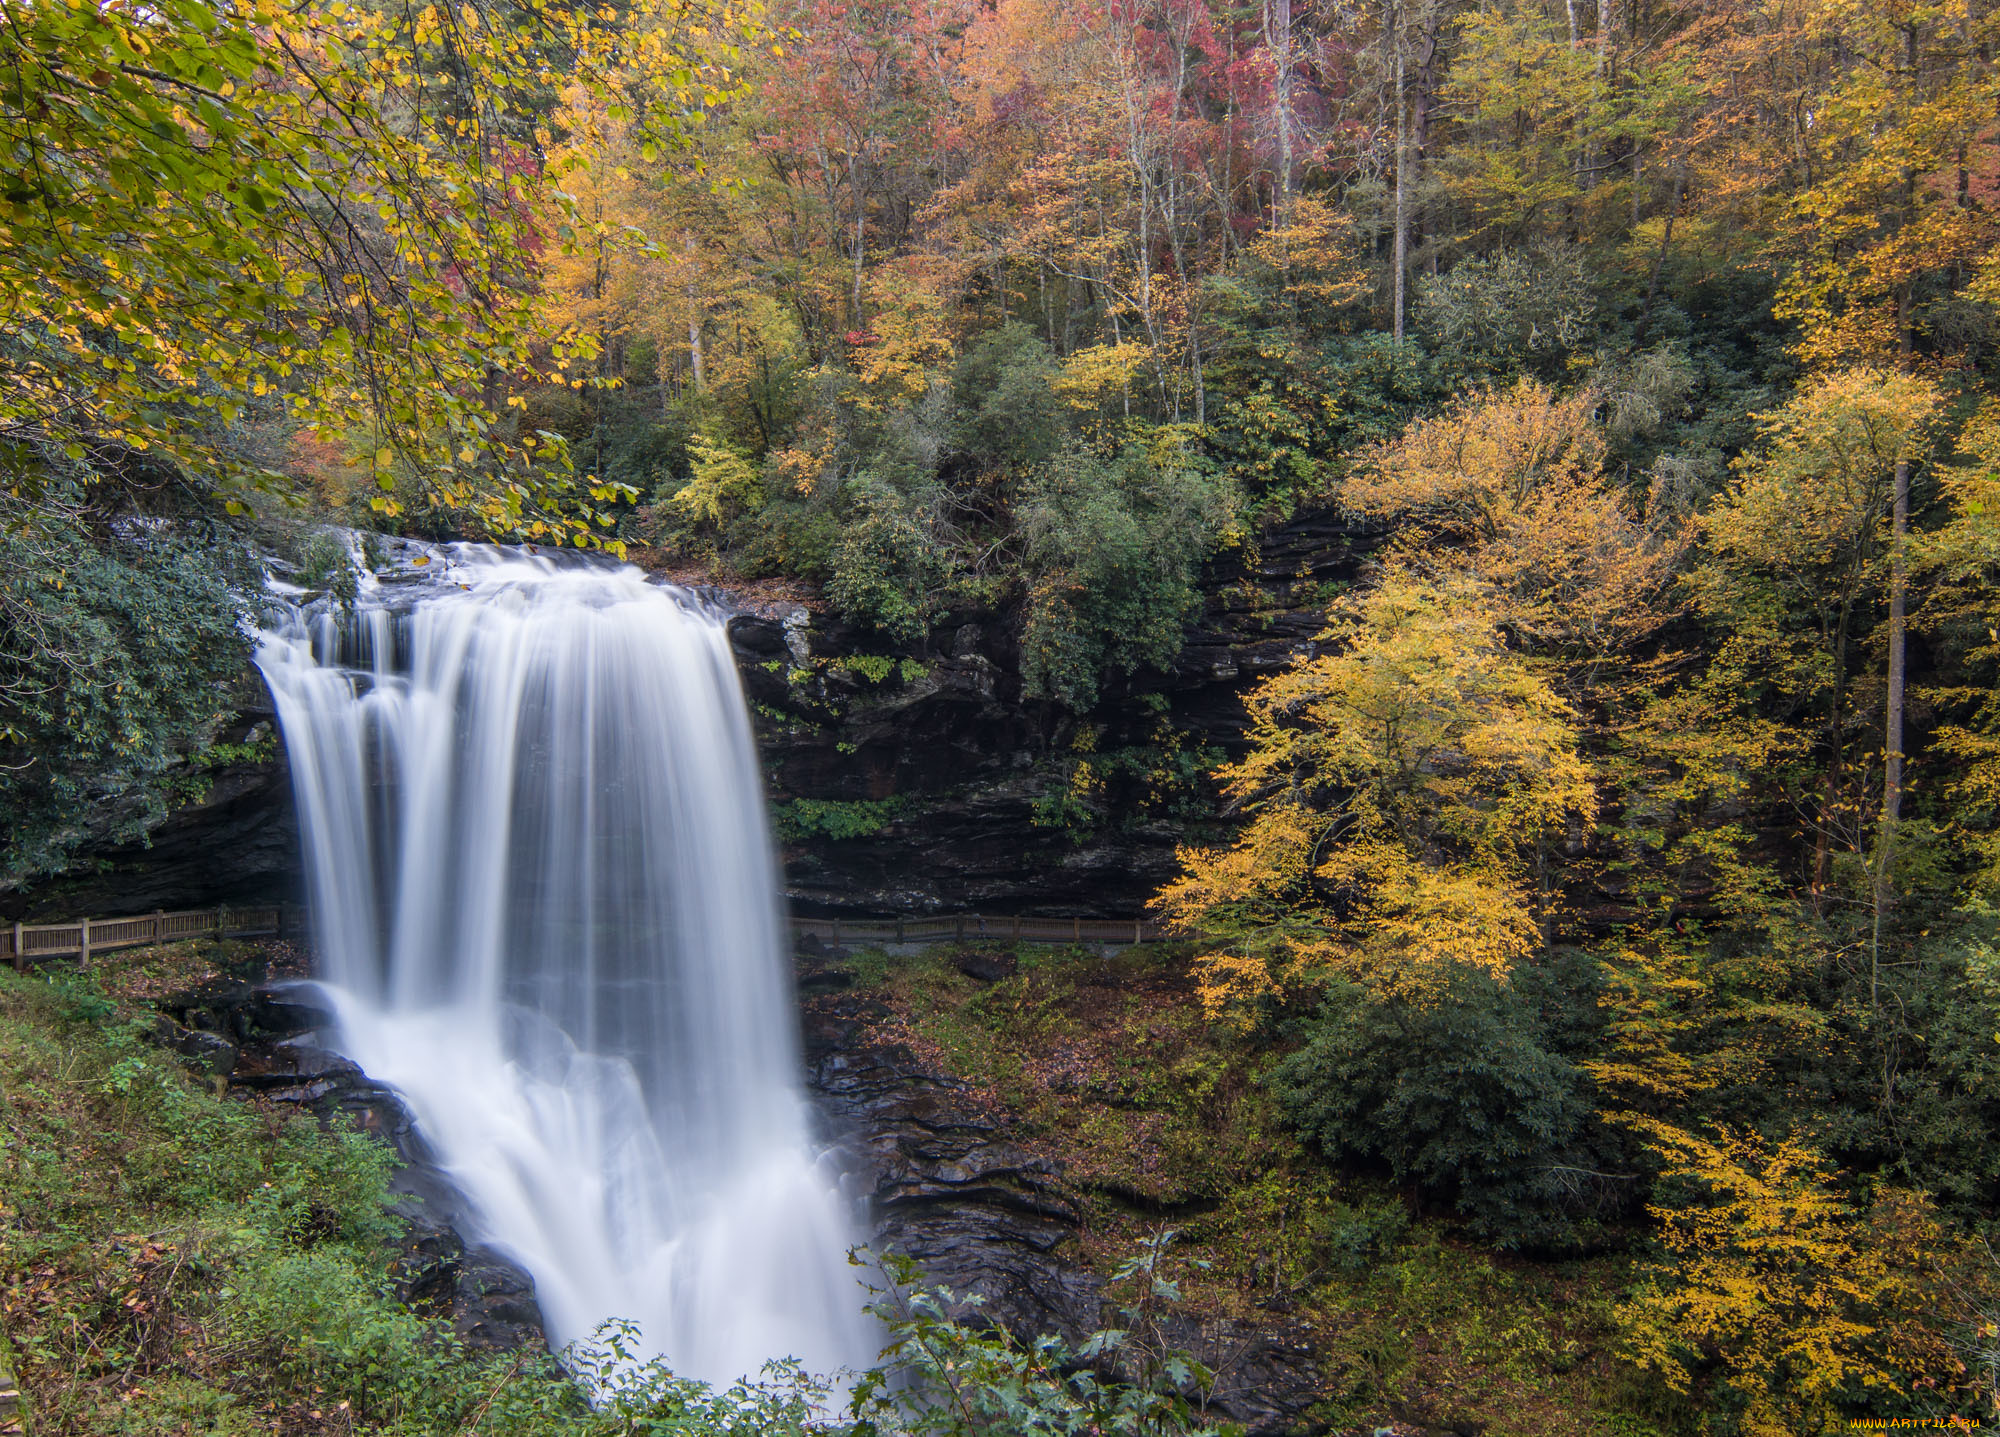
[{"xmin": 255, "ymin": 544, "xmax": 872, "ymax": 1386}]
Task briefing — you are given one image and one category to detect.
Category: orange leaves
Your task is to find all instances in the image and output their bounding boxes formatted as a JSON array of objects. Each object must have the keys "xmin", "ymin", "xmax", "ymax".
[
  {"xmin": 1242, "ymin": 196, "xmax": 1370, "ymax": 311},
  {"xmin": 851, "ymin": 273, "xmax": 958, "ymax": 408},
  {"xmin": 1347, "ymin": 376, "xmax": 1590, "ymax": 519}
]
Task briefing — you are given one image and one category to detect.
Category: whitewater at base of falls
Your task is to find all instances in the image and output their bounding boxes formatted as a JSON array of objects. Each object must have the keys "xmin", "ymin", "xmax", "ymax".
[{"xmin": 255, "ymin": 543, "xmax": 875, "ymax": 1387}]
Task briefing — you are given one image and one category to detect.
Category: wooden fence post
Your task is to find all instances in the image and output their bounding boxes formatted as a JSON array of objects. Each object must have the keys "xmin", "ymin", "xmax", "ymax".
[
  {"xmin": 895, "ymin": 916, "xmax": 905, "ymax": 943},
  {"xmin": 955, "ymin": 916, "xmax": 965, "ymax": 942},
  {"xmin": 10, "ymin": 921, "xmax": 21, "ymax": 973},
  {"xmin": 215, "ymin": 905, "xmax": 227, "ymax": 941},
  {"xmin": 78, "ymin": 917, "xmax": 91, "ymax": 969},
  {"xmin": 1073, "ymin": 917, "xmax": 1081, "ymax": 942},
  {"xmin": 1011, "ymin": 915, "xmax": 1021, "ymax": 941},
  {"xmin": 153, "ymin": 910, "xmax": 165, "ymax": 944}
]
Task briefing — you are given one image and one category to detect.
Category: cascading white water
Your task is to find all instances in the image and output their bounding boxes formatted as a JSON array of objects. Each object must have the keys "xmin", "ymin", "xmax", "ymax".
[{"xmin": 254, "ymin": 543, "xmax": 873, "ymax": 1386}]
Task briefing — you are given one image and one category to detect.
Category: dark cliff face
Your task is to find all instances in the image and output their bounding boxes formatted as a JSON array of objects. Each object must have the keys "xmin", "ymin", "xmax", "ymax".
[
  {"xmin": 14, "ymin": 510, "xmax": 1374, "ymax": 923},
  {"xmin": 0, "ymin": 695, "xmax": 302, "ymax": 922},
  {"xmin": 734, "ymin": 510, "xmax": 1377, "ymax": 917}
]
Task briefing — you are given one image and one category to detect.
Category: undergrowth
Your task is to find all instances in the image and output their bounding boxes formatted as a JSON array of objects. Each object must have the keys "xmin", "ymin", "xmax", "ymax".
[
  {"xmin": 0, "ymin": 945, "xmax": 1236, "ymax": 1437},
  {"xmin": 842, "ymin": 941, "xmax": 1682, "ymax": 1437}
]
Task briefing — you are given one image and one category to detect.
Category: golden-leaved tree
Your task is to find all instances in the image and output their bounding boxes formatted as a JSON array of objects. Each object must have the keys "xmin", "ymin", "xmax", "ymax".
[
  {"xmin": 1342, "ymin": 378, "xmax": 1690, "ymax": 669},
  {"xmin": 1620, "ymin": 1123, "xmax": 1974, "ymax": 1435},
  {"xmin": 1159, "ymin": 572, "xmax": 1596, "ymax": 1018}
]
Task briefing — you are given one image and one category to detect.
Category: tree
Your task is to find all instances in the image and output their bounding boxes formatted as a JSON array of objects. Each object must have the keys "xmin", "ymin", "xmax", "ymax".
[
  {"xmin": 1159, "ymin": 572, "xmax": 1597, "ymax": 1015},
  {"xmin": 1620, "ymin": 1123, "xmax": 1974, "ymax": 1435},
  {"xmin": 1342, "ymin": 379, "xmax": 1690, "ymax": 670},
  {"xmin": 1273, "ymin": 971, "xmax": 1598, "ymax": 1247},
  {"xmin": 0, "ymin": 488, "xmax": 253, "ymax": 885},
  {"xmin": 1690, "ymin": 368, "xmax": 1943, "ymax": 915},
  {"xmin": 0, "ymin": 0, "xmax": 762, "ymax": 544},
  {"xmin": 1015, "ymin": 437, "xmax": 1237, "ymax": 710}
]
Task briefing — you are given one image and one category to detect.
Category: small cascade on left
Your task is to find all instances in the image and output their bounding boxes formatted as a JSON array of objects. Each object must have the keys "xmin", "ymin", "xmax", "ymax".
[{"xmin": 254, "ymin": 540, "xmax": 875, "ymax": 1388}]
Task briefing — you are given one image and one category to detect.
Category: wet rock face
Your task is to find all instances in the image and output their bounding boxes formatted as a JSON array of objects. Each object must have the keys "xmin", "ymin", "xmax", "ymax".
[
  {"xmin": 735, "ymin": 509, "xmax": 1378, "ymax": 918},
  {"xmin": 805, "ymin": 990, "xmax": 1102, "ymax": 1343},
  {"xmin": 147, "ymin": 972, "xmax": 548, "ymax": 1355},
  {"xmin": 800, "ymin": 982, "xmax": 1331, "ymax": 1436},
  {"xmin": 17, "ymin": 509, "xmax": 1374, "ymax": 926},
  {"xmin": 1, "ymin": 702, "xmax": 300, "ymax": 922}
]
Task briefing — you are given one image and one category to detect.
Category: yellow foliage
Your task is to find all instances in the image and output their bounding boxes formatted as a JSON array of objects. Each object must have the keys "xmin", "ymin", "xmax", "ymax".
[
  {"xmin": 1709, "ymin": 368, "xmax": 1942, "ymax": 571},
  {"xmin": 1345, "ymin": 379, "xmax": 1603, "ymax": 537},
  {"xmin": 1159, "ymin": 572, "xmax": 1597, "ymax": 1017},
  {"xmin": 1619, "ymin": 1123, "xmax": 1975, "ymax": 1434},
  {"xmin": 671, "ymin": 436, "xmax": 763, "ymax": 527},
  {"xmin": 1344, "ymin": 380, "xmax": 1689, "ymax": 659},
  {"xmin": 1316, "ymin": 842, "xmax": 1542, "ymax": 983},
  {"xmin": 1244, "ymin": 196, "xmax": 1370, "ymax": 309},
  {"xmin": 1689, "ymin": 366, "xmax": 1943, "ymax": 715},
  {"xmin": 1052, "ymin": 341, "xmax": 1154, "ymax": 410},
  {"xmin": 853, "ymin": 276, "xmax": 957, "ymax": 409}
]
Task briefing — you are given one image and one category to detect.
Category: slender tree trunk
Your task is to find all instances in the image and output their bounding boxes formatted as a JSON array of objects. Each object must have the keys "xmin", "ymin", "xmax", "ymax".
[
  {"xmin": 1391, "ymin": 0, "xmax": 1407, "ymax": 342},
  {"xmin": 1873, "ymin": 21, "xmax": 1924, "ymax": 1019},
  {"xmin": 1266, "ymin": 0, "xmax": 1296, "ymax": 222},
  {"xmin": 683, "ymin": 234, "xmax": 705, "ymax": 393},
  {"xmin": 1581, "ymin": 0, "xmax": 1617, "ymax": 191},
  {"xmin": 848, "ymin": 151, "xmax": 866, "ymax": 327}
]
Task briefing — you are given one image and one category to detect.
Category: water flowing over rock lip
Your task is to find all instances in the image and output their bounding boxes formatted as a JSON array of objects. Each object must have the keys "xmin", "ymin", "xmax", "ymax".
[{"xmin": 254, "ymin": 542, "xmax": 878, "ymax": 1387}]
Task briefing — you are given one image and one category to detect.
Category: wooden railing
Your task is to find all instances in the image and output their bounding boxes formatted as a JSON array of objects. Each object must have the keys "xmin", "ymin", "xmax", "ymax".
[
  {"xmin": 3, "ymin": 905, "xmax": 298, "ymax": 970},
  {"xmin": 792, "ymin": 914, "xmax": 1167, "ymax": 948},
  {"xmin": 0, "ymin": 905, "xmax": 1164, "ymax": 972}
]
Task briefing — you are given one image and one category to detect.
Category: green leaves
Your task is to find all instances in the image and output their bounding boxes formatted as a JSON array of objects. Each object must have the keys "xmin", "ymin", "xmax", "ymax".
[
  {"xmin": 0, "ymin": 0, "xmax": 763, "ymax": 549},
  {"xmin": 0, "ymin": 492, "xmax": 252, "ymax": 885}
]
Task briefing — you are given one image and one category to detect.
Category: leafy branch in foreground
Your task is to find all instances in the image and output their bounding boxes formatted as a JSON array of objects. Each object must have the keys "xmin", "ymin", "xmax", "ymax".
[
  {"xmin": 0, "ymin": 0, "xmax": 769, "ymax": 544},
  {"xmin": 850, "ymin": 1235, "xmax": 1233, "ymax": 1437}
]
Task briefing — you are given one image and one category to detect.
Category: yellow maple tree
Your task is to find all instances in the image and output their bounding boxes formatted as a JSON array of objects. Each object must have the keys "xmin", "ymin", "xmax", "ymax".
[
  {"xmin": 1159, "ymin": 572, "xmax": 1597, "ymax": 1017},
  {"xmin": 1343, "ymin": 379, "xmax": 1690, "ymax": 663}
]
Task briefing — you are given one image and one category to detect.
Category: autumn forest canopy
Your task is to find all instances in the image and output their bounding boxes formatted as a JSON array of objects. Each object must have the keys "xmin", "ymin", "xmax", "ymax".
[{"xmin": 9, "ymin": 0, "xmax": 2000, "ymax": 1429}]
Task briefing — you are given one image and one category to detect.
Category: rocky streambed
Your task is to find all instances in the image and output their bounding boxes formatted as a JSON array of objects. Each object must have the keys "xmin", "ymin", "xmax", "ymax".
[
  {"xmin": 802, "ymin": 968, "xmax": 1329, "ymax": 1434},
  {"xmin": 144, "ymin": 944, "xmax": 1328, "ymax": 1434}
]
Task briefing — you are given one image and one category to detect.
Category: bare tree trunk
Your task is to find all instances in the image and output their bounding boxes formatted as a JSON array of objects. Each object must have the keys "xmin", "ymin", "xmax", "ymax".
[
  {"xmin": 683, "ymin": 234, "xmax": 705, "ymax": 393},
  {"xmin": 1873, "ymin": 22, "xmax": 1924, "ymax": 1017},
  {"xmin": 848, "ymin": 152, "xmax": 866, "ymax": 327},
  {"xmin": 1264, "ymin": 0, "xmax": 1296, "ymax": 222},
  {"xmin": 1581, "ymin": 0, "xmax": 1616, "ymax": 191},
  {"xmin": 1391, "ymin": 2, "xmax": 1407, "ymax": 342}
]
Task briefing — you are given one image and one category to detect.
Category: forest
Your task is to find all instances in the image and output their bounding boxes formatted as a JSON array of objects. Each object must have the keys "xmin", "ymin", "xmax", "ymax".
[{"xmin": 5, "ymin": 0, "xmax": 2000, "ymax": 1433}]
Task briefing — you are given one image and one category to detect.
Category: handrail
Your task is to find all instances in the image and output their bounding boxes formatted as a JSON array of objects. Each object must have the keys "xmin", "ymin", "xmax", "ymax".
[
  {"xmin": 791, "ymin": 914, "xmax": 1169, "ymax": 948},
  {"xmin": 0, "ymin": 905, "xmax": 1167, "ymax": 972},
  {"xmin": 3, "ymin": 904, "xmax": 301, "ymax": 970}
]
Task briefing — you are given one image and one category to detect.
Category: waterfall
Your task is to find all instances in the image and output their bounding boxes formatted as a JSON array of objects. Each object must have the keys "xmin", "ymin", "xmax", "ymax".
[{"xmin": 254, "ymin": 542, "xmax": 872, "ymax": 1386}]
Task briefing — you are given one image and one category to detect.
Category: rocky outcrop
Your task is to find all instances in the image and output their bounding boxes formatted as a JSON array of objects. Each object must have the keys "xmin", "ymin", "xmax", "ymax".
[
  {"xmin": 147, "ymin": 965, "xmax": 547, "ymax": 1354},
  {"xmin": 801, "ymin": 970, "xmax": 1330, "ymax": 1435},
  {"xmin": 736, "ymin": 509, "xmax": 1379, "ymax": 917},
  {"xmin": 1, "ymin": 703, "xmax": 300, "ymax": 922}
]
